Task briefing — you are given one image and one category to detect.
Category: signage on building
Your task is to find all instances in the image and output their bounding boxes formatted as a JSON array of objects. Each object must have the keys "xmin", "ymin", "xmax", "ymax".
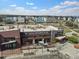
[{"xmin": 25, "ymin": 31, "xmax": 51, "ymax": 36}]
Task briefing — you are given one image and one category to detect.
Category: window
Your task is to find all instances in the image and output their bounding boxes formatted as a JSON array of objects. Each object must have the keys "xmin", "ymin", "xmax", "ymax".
[
  {"xmin": 4, "ymin": 37, "xmax": 15, "ymax": 42},
  {"xmin": 2, "ymin": 43, "xmax": 16, "ymax": 50}
]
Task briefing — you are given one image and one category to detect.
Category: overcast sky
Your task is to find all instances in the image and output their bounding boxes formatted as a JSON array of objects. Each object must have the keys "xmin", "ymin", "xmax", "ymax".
[{"xmin": 0, "ymin": 0, "xmax": 79, "ymax": 16}]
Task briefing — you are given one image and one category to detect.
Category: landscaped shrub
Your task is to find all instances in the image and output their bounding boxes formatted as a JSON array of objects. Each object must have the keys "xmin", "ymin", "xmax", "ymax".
[{"xmin": 68, "ymin": 36, "xmax": 78, "ymax": 44}]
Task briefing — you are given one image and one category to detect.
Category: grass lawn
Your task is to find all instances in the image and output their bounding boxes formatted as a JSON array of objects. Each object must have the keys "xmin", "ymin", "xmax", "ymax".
[
  {"xmin": 73, "ymin": 29, "xmax": 79, "ymax": 33},
  {"xmin": 63, "ymin": 28, "xmax": 72, "ymax": 34}
]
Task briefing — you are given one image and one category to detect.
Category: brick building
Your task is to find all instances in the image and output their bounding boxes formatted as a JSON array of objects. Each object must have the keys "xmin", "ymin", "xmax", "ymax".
[
  {"xmin": 0, "ymin": 25, "xmax": 63, "ymax": 57},
  {"xmin": 0, "ymin": 30, "xmax": 21, "ymax": 57}
]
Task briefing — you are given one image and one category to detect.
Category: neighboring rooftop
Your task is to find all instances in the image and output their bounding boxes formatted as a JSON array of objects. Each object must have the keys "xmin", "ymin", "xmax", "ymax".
[
  {"xmin": 0, "ymin": 24, "xmax": 59, "ymax": 32},
  {"xmin": 58, "ymin": 42, "xmax": 79, "ymax": 59}
]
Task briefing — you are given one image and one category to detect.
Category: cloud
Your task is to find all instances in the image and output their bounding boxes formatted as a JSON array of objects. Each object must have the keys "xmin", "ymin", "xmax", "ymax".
[
  {"xmin": 61, "ymin": 1, "xmax": 79, "ymax": 6},
  {"xmin": 0, "ymin": 7, "xmax": 41, "ymax": 15},
  {"xmin": 0, "ymin": 1, "xmax": 79, "ymax": 16},
  {"xmin": 26, "ymin": 2, "xmax": 34, "ymax": 5},
  {"xmin": 59, "ymin": 7, "xmax": 79, "ymax": 16},
  {"xmin": 0, "ymin": 6, "xmax": 79, "ymax": 16},
  {"xmin": 32, "ymin": 6, "xmax": 37, "ymax": 9},
  {"xmin": 9, "ymin": 4, "xmax": 16, "ymax": 7},
  {"xmin": 40, "ymin": 9, "xmax": 47, "ymax": 11}
]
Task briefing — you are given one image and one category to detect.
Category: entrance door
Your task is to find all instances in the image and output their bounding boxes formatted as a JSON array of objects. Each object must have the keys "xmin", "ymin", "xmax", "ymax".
[{"xmin": 35, "ymin": 39, "xmax": 42, "ymax": 45}]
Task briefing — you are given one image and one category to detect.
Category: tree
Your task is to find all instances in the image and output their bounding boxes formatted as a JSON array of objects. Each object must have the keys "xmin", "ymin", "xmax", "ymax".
[
  {"xmin": 65, "ymin": 21, "xmax": 73, "ymax": 27},
  {"xmin": 5, "ymin": 19, "xmax": 15, "ymax": 24},
  {"xmin": 0, "ymin": 16, "xmax": 3, "ymax": 22},
  {"xmin": 65, "ymin": 20, "xmax": 78, "ymax": 28}
]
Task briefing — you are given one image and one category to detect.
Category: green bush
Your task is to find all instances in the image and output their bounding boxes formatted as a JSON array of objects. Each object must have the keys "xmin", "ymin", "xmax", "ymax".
[
  {"xmin": 68, "ymin": 36, "xmax": 78, "ymax": 43},
  {"xmin": 5, "ymin": 19, "xmax": 15, "ymax": 24},
  {"xmin": 72, "ymin": 33, "xmax": 77, "ymax": 36},
  {"xmin": 65, "ymin": 21, "xmax": 73, "ymax": 27}
]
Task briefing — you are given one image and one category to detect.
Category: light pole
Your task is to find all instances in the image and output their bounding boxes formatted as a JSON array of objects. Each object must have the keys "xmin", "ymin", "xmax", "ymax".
[
  {"xmin": 0, "ymin": 44, "xmax": 1, "ymax": 58},
  {"xmin": 0, "ymin": 44, "xmax": 3, "ymax": 59},
  {"xmin": 39, "ymin": 41, "xmax": 44, "ymax": 54},
  {"xmin": 51, "ymin": 30, "xmax": 55, "ymax": 44}
]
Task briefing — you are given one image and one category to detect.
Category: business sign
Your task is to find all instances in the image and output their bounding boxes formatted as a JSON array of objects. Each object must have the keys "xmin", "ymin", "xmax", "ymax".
[{"xmin": 25, "ymin": 31, "xmax": 51, "ymax": 36}]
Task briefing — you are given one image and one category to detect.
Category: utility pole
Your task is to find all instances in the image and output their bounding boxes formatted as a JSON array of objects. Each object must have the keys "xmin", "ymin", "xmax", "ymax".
[{"xmin": 0, "ymin": 44, "xmax": 1, "ymax": 58}]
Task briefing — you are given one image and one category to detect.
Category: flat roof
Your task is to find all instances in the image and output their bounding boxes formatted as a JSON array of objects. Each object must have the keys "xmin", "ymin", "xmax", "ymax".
[
  {"xmin": 20, "ymin": 25, "xmax": 58, "ymax": 32},
  {"xmin": 0, "ymin": 26, "xmax": 18, "ymax": 32},
  {"xmin": 0, "ymin": 24, "xmax": 59, "ymax": 32}
]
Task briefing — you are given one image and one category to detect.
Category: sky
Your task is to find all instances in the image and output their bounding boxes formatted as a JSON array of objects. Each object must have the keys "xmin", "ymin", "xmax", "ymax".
[{"xmin": 0, "ymin": 0, "xmax": 79, "ymax": 16}]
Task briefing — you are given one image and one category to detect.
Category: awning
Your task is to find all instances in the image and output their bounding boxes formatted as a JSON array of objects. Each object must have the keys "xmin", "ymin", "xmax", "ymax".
[
  {"xmin": 1, "ymin": 40, "xmax": 16, "ymax": 45},
  {"xmin": 56, "ymin": 36, "xmax": 66, "ymax": 40}
]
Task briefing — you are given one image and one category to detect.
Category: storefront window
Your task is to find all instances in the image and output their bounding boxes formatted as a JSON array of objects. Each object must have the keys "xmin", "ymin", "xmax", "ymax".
[{"xmin": 2, "ymin": 43, "xmax": 16, "ymax": 50}]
